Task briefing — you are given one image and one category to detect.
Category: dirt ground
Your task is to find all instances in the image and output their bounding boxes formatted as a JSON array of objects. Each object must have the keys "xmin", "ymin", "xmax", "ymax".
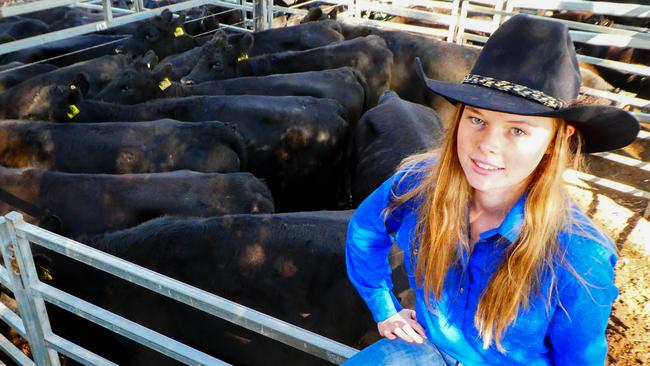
[{"xmin": 568, "ymin": 128, "xmax": 650, "ymax": 365}]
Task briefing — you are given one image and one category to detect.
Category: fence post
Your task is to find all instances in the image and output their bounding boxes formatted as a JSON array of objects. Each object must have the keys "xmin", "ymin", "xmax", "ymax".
[
  {"xmin": 0, "ymin": 213, "xmax": 61, "ymax": 366},
  {"xmin": 254, "ymin": 0, "xmax": 270, "ymax": 31},
  {"xmin": 448, "ymin": 0, "xmax": 461, "ymax": 42},
  {"xmin": 455, "ymin": 0, "xmax": 469, "ymax": 44}
]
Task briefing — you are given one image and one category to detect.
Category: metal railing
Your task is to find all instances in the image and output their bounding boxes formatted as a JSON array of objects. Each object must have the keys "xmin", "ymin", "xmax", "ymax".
[{"xmin": 0, "ymin": 211, "xmax": 358, "ymax": 365}]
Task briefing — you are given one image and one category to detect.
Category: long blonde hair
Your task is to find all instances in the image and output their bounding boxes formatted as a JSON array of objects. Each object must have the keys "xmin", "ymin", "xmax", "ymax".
[{"xmin": 386, "ymin": 104, "xmax": 585, "ymax": 351}]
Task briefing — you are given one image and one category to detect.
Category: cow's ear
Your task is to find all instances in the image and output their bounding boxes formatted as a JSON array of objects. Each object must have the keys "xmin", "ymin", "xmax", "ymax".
[
  {"xmin": 142, "ymin": 50, "xmax": 159, "ymax": 69},
  {"xmin": 160, "ymin": 9, "xmax": 173, "ymax": 23},
  {"xmin": 236, "ymin": 33, "xmax": 254, "ymax": 56},
  {"xmin": 69, "ymin": 73, "xmax": 90, "ymax": 97},
  {"xmin": 302, "ymin": 7, "xmax": 322, "ymax": 23},
  {"xmin": 328, "ymin": 7, "xmax": 338, "ymax": 19}
]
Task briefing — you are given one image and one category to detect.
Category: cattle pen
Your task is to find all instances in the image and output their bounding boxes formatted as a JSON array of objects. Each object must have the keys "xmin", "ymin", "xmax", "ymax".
[{"xmin": 0, "ymin": 0, "xmax": 648, "ymax": 365}]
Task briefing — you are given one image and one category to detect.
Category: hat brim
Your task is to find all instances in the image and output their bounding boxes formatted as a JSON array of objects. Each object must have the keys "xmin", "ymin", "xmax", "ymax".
[{"xmin": 415, "ymin": 58, "xmax": 639, "ymax": 153}]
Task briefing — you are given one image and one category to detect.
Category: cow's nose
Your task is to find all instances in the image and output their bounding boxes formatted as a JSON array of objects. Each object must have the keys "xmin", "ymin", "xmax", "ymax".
[
  {"xmin": 180, "ymin": 77, "xmax": 194, "ymax": 85},
  {"xmin": 115, "ymin": 45, "xmax": 125, "ymax": 54}
]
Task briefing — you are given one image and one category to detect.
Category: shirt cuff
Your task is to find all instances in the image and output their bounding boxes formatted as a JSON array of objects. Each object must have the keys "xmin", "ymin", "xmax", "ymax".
[{"xmin": 366, "ymin": 290, "xmax": 404, "ymax": 322}]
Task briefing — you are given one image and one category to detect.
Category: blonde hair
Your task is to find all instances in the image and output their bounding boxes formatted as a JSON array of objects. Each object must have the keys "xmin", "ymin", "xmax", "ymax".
[{"xmin": 385, "ymin": 104, "xmax": 586, "ymax": 351}]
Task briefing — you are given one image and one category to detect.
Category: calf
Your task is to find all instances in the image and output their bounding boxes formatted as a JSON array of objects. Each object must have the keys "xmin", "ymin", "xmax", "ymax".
[
  {"xmin": 352, "ymin": 90, "xmax": 444, "ymax": 205},
  {"xmin": 0, "ymin": 119, "xmax": 246, "ymax": 174},
  {"xmin": 182, "ymin": 34, "xmax": 393, "ymax": 107},
  {"xmin": 0, "ymin": 62, "xmax": 57, "ymax": 93},
  {"xmin": 0, "ymin": 167, "xmax": 273, "ymax": 238}
]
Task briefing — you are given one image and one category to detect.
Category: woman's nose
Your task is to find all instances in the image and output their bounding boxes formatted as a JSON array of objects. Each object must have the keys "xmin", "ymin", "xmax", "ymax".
[{"xmin": 477, "ymin": 128, "xmax": 503, "ymax": 154}]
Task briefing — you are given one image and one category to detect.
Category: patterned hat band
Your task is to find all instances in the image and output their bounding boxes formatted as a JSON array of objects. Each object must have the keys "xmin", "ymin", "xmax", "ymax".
[{"xmin": 462, "ymin": 74, "xmax": 566, "ymax": 110}]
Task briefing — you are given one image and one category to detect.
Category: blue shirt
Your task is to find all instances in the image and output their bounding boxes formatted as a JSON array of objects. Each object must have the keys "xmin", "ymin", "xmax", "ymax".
[{"xmin": 346, "ymin": 167, "xmax": 618, "ymax": 365}]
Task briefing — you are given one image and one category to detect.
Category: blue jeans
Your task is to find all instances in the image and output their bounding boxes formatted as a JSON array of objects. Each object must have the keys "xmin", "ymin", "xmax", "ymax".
[{"xmin": 343, "ymin": 338, "xmax": 462, "ymax": 366}]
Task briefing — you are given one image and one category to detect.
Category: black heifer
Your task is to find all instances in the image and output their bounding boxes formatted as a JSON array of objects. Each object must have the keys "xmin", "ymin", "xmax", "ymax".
[
  {"xmin": 42, "ymin": 211, "xmax": 393, "ymax": 365},
  {"xmin": 0, "ymin": 167, "xmax": 273, "ymax": 237},
  {"xmin": 0, "ymin": 120, "xmax": 246, "ymax": 174},
  {"xmin": 94, "ymin": 62, "xmax": 366, "ymax": 123},
  {"xmin": 63, "ymin": 91, "xmax": 349, "ymax": 211},
  {"xmin": 341, "ymin": 24, "xmax": 480, "ymax": 126},
  {"xmin": 182, "ymin": 34, "xmax": 393, "ymax": 107},
  {"xmin": 352, "ymin": 90, "xmax": 444, "ymax": 205},
  {"xmin": 116, "ymin": 9, "xmax": 198, "ymax": 58}
]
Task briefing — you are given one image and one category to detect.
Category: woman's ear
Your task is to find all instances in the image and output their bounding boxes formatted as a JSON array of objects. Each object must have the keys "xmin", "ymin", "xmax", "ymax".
[{"xmin": 566, "ymin": 125, "xmax": 576, "ymax": 137}]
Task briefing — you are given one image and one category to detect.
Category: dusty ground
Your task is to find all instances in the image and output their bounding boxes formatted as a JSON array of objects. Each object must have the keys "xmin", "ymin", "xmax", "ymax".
[{"xmin": 569, "ymin": 131, "xmax": 650, "ymax": 365}]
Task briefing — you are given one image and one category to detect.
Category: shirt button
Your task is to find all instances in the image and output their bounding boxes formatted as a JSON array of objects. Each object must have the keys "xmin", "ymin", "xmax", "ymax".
[{"xmin": 460, "ymin": 287, "xmax": 464, "ymax": 293}]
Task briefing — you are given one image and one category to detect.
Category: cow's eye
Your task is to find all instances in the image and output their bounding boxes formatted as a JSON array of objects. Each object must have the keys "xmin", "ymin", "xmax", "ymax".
[
  {"xmin": 121, "ymin": 85, "xmax": 130, "ymax": 92},
  {"xmin": 211, "ymin": 61, "xmax": 222, "ymax": 69}
]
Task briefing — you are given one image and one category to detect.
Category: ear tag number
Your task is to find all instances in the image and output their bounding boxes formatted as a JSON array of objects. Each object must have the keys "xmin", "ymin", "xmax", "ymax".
[
  {"xmin": 67, "ymin": 104, "xmax": 80, "ymax": 119},
  {"xmin": 174, "ymin": 27, "xmax": 185, "ymax": 37},
  {"xmin": 159, "ymin": 77, "xmax": 172, "ymax": 90},
  {"xmin": 237, "ymin": 52, "xmax": 249, "ymax": 62}
]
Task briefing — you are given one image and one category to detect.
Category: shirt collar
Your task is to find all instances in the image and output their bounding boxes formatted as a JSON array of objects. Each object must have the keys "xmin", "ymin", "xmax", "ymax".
[{"xmin": 478, "ymin": 192, "xmax": 527, "ymax": 244}]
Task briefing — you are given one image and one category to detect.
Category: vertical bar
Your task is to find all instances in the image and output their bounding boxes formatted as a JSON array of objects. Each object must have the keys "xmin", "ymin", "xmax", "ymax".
[
  {"xmin": 456, "ymin": 0, "xmax": 469, "ymax": 44},
  {"xmin": 493, "ymin": 0, "xmax": 504, "ymax": 26},
  {"xmin": 254, "ymin": 0, "xmax": 269, "ymax": 31},
  {"xmin": 134, "ymin": 0, "xmax": 145, "ymax": 12},
  {"xmin": 0, "ymin": 214, "xmax": 60, "ymax": 366},
  {"xmin": 102, "ymin": 0, "xmax": 114, "ymax": 23},
  {"xmin": 448, "ymin": 0, "xmax": 461, "ymax": 42}
]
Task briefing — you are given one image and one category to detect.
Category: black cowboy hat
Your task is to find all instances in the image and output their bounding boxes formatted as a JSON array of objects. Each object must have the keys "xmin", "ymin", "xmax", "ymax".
[{"xmin": 415, "ymin": 14, "xmax": 639, "ymax": 153}]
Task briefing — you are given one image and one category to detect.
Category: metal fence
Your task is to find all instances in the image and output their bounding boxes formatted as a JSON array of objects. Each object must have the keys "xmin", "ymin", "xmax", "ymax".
[{"xmin": 0, "ymin": 211, "xmax": 358, "ymax": 365}]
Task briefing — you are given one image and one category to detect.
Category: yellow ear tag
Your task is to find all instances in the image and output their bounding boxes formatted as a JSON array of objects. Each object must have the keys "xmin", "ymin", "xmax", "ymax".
[
  {"xmin": 174, "ymin": 27, "xmax": 185, "ymax": 37},
  {"xmin": 37, "ymin": 265, "xmax": 53, "ymax": 281},
  {"xmin": 237, "ymin": 52, "xmax": 249, "ymax": 62},
  {"xmin": 69, "ymin": 84, "xmax": 77, "ymax": 90},
  {"xmin": 67, "ymin": 104, "xmax": 80, "ymax": 119},
  {"xmin": 158, "ymin": 77, "xmax": 172, "ymax": 91}
]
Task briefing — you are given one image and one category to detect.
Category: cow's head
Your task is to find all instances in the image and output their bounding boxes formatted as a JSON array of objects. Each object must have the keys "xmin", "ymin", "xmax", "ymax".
[
  {"xmin": 15, "ymin": 73, "xmax": 88, "ymax": 121},
  {"xmin": 94, "ymin": 50, "xmax": 173, "ymax": 104},
  {"xmin": 116, "ymin": 9, "xmax": 195, "ymax": 58},
  {"xmin": 181, "ymin": 30, "xmax": 253, "ymax": 84}
]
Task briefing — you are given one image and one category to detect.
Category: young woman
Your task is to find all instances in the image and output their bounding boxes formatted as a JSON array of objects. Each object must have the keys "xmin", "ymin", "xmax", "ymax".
[{"xmin": 345, "ymin": 14, "xmax": 639, "ymax": 365}]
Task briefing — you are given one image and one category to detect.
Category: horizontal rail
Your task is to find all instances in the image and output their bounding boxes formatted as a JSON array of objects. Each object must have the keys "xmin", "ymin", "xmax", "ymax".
[
  {"xmin": 577, "ymin": 54, "xmax": 650, "ymax": 77},
  {"xmin": 0, "ymin": 298, "xmax": 26, "ymax": 339},
  {"xmin": 339, "ymin": 16, "xmax": 451, "ymax": 38},
  {"xmin": 11, "ymin": 219, "xmax": 357, "ymax": 364},
  {"xmin": 0, "ymin": 265, "xmax": 13, "ymax": 291},
  {"xmin": 591, "ymin": 152, "xmax": 650, "ymax": 172},
  {"xmin": 508, "ymin": 0, "xmax": 650, "ymax": 17},
  {"xmin": 0, "ymin": 330, "xmax": 34, "ymax": 366},
  {"xmin": 33, "ymin": 282, "xmax": 227, "ymax": 366},
  {"xmin": 564, "ymin": 169, "xmax": 650, "ymax": 201},
  {"xmin": 46, "ymin": 334, "xmax": 118, "ymax": 366},
  {"xmin": 581, "ymin": 87, "xmax": 650, "ymax": 109},
  {"xmin": 0, "ymin": 0, "xmax": 82, "ymax": 17},
  {"xmin": 570, "ymin": 30, "xmax": 650, "ymax": 50}
]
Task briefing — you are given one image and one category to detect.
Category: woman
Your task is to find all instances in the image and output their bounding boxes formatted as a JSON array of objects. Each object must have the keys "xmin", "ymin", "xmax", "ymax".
[{"xmin": 345, "ymin": 14, "xmax": 639, "ymax": 365}]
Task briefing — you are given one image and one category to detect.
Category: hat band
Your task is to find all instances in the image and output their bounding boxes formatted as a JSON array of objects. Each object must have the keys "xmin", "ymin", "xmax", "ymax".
[{"xmin": 462, "ymin": 74, "xmax": 566, "ymax": 110}]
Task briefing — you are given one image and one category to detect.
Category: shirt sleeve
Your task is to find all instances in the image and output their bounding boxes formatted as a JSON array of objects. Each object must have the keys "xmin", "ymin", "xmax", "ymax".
[
  {"xmin": 345, "ymin": 174, "xmax": 404, "ymax": 323},
  {"xmin": 546, "ymin": 235, "xmax": 618, "ymax": 365}
]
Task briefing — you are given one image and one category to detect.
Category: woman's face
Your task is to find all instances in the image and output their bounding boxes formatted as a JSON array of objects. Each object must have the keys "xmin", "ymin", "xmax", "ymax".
[{"xmin": 456, "ymin": 106, "xmax": 556, "ymax": 197}]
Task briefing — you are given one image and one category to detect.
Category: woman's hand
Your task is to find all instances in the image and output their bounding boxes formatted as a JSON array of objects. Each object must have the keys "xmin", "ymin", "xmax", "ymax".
[{"xmin": 377, "ymin": 309, "xmax": 427, "ymax": 344}]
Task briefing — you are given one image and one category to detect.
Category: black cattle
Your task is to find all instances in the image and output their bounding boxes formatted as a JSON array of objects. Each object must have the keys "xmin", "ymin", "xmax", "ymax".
[
  {"xmin": 0, "ymin": 119, "xmax": 246, "ymax": 174},
  {"xmin": 0, "ymin": 62, "xmax": 57, "ymax": 93},
  {"xmin": 352, "ymin": 90, "xmax": 444, "ymax": 205},
  {"xmin": 116, "ymin": 9, "xmax": 198, "ymax": 58},
  {"xmin": 0, "ymin": 17, "xmax": 50, "ymax": 40},
  {"xmin": 0, "ymin": 34, "xmax": 125, "ymax": 66},
  {"xmin": 181, "ymin": 34, "xmax": 394, "ymax": 107},
  {"xmin": 93, "ymin": 60, "xmax": 366, "ymax": 123},
  {"xmin": 40, "ymin": 211, "xmax": 397, "ymax": 365},
  {"xmin": 340, "ymin": 24, "xmax": 480, "ymax": 127},
  {"xmin": 0, "ymin": 167, "xmax": 273, "ymax": 237},
  {"xmin": 0, "ymin": 54, "xmax": 129, "ymax": 118},
  {"xmin": 61, "ymin": 84, "xmax": 350, "ymax": 211}
]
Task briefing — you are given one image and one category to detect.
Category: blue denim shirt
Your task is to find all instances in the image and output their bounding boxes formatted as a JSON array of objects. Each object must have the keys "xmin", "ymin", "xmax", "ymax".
[{"xmin": 346, "ymin": 168, "xmax": 618, "ymax": 365}]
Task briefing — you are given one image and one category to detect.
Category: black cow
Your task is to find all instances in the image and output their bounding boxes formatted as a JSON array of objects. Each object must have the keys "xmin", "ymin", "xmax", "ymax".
[
  {"xmin": 0, "ymin": 167, "xmax": 273, "ymax": 237},
  {"xmin": 181, "ymin": 34, "xmax": 394, "ymax": 107},
  {"xmin": 0, "ymin": 54, "xmax": 130, "ymax": 118},
  {"xmin": 0, "ymin": 17, "xmax": 50, "ymax": 40},
  {"xmin": 93, "ymin": 60, "xmax": 366, "ymax": 123},
  {"xmin": 116, "ymin": 9, "xmax": 198, "ymax": 59},
  {"xmin": 59, "ymin": 83, "xmax": 350, "ymax": 211},
  {"xmin": 40, "ymin": 211, "xmax": 399, "ymax": 365},
  {"xmin": 340, "ymin": 24, "xmax": 480, "ymax": 127},
  {"xmin": 0, "ymin": 119, "xmax": 246, "ymax": 174},
  {"xmin": 352, "ymin": 90, "xmax": 444, "ymax": 205},
  {"xmin": 0, "ymin": 62, "xmax": 57, "ymax": 93}
]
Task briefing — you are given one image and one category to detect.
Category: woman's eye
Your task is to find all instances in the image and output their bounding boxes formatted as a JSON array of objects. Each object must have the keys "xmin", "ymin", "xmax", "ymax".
[
  {"xmin": 511, "ymin": 127, "xmax": 527, "ymax": 136},
  {"xmin": 470, "ymin": 117, "xmax": 485, "ymax": 125}
]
